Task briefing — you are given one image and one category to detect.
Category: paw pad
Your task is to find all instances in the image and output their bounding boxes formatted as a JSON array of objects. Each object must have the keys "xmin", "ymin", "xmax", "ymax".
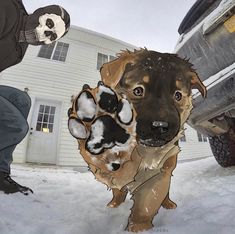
[
  {"xmin": 68, "ymin": 82, "xmax": 136, "ymax": 171},
  {"xmin": 96, "ymin": 84, "xmax": 118, "ymax": 113}
]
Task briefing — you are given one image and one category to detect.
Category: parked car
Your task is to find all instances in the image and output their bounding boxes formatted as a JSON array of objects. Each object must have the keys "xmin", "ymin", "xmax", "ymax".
[{"xmin": 175, "ymin": 0, "xmax": 235, "ymax": 167}]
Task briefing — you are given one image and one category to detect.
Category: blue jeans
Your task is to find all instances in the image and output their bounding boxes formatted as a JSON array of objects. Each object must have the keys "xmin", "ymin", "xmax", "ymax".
[{"xmin": 0, "ymin": 85, "xmax": 31, "ymax": 173}]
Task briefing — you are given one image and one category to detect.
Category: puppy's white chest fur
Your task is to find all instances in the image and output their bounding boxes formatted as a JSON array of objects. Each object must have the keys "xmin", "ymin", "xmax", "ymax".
[{"xmin": 138, "ymin": 129, "xmax": 184, "ymax": 170}]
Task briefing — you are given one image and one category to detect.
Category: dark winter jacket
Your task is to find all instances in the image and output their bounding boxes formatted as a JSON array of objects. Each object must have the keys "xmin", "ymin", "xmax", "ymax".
[{"xmin": 0, "ymin": 0, "xmax": 28, "ymax": 72}]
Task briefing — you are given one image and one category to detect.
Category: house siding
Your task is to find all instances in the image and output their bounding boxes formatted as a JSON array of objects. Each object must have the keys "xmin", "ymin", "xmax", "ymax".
[{"xmin": 179, "ymin": 124, "xmax": 213, "ymax": 161}]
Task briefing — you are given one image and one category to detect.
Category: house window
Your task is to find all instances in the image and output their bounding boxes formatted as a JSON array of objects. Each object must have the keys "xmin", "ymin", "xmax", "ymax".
[
  {"xmin": 179, "ymin": 135, "xmax": 186, "ymax": 142},
  {"xmin": 38, "ymin": 42, "xmax": 56, "ymax": 59},
  {"xmin": 97, "ymin": 53, "xmax": 108, "ymax": 70},
  {"xmin": 197, "ymin": 132, "xmax": 208, "ymax": 142},
  {"xmin": 97, "ymin": 53, "xmax": 116, "ymax": 70},
  {"xmin": 52, "ymin": 42, "xmax": 69, "ymax": 62},
  {"xmin": 36, "ymin": 105, "xmax": 56, "ymax": 133},
  {"xmin": 38, "ymin": 42, "xmax": 69, "ymax": 62},
  {"xmin": 109, "ymin": 55, "xmax": 116, "ymax": 61}
]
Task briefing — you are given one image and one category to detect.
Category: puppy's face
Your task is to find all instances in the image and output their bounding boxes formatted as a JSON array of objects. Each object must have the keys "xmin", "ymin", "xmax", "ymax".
[{"xmin": 101, "ymin": 50, "xmax": 206, "ymax": 147}]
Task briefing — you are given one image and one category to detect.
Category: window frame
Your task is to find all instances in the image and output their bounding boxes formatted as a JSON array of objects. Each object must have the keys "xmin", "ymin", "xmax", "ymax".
[
  {"xmin": 37, "ymin": 42, "xmax": 56, "ymax": 60},
  {"xmin": 37, "ymin": 41, "xmax": 70, "ymax": 62},
  {"xmin": 52, "ymin": 42, "xmax": 69, "ymax": 62},
  {"xmin": 197, "ymin": 132, "xmax": 208, "ymax": 142},
  {"xmin": 97, "ymin": 53, "xmax": 108, "ymax": 70},
  {"xmin": 36, "ymin": 105, "xmax": 56, "ymax": 133},
  {"xmin": 97, "ymin": 52, "xmax": 116, "ymax": 70}
]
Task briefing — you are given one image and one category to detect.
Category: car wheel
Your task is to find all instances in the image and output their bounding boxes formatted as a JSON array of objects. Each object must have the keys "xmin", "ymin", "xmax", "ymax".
[{"xmin": 209, "ymin": 132, "xmax": 235, "ymax": 167}]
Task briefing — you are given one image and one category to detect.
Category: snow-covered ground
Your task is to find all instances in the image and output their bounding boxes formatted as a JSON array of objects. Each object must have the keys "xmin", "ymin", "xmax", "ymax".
[{"xmin": 0, "ymin": 157, "xmax": 235, "ymax": 234}]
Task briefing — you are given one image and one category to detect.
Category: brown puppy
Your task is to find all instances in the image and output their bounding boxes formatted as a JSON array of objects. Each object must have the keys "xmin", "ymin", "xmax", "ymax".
[
  {"xmin": 100, "ymin": 49, "xmax": 206, "ymax": 232},
  {"xmin": 68, "ymin": 48, "xmax": 206, "ymax": 232}
]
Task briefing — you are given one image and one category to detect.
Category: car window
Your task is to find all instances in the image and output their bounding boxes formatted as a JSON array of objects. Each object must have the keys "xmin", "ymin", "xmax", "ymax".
[{"xmin": 178, "ymin": 0, "xmax": 222, "ymax": 34}]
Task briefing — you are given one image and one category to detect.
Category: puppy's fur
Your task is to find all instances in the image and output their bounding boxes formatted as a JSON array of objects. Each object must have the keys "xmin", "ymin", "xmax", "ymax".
[
  {"xmin": 100, "ymin": 49, "xmax": 206, "ymax": 232},
  {"xmin": 69, "ymin": 49, "xmax": 206, "ymax": 232}
]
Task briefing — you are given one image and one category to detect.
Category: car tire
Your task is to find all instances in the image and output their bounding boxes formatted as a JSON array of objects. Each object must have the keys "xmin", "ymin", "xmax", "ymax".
[{"xmin": 209, "ymin": 132, "xmax": 235, "ymax": 167}]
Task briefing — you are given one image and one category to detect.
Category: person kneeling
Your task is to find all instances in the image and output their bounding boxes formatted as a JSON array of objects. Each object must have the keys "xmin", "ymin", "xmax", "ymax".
[{"xmin": 0, "ymin": 0, "xmax": 70, "ymax": 195}]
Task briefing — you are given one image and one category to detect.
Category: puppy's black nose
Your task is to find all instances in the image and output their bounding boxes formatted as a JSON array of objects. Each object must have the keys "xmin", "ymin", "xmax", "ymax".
[{"xmin": 152, "ymin": 121, "xmax": 169, "ymax": 133}]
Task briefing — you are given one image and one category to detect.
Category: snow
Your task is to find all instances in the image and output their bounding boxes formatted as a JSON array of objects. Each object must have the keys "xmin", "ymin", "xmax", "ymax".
[
  {"xmin": 77, "ymin": 92, "xmax": 96, "ymax": 120},
  {"xmin": 106, "ymin": 160, "xmax": 121, "ymax": 171},
  {"xmin": 118, "ymin": 99, "xmax": 133, "ymax": 124},
  {"xmin": 68, "ymin": 118, "xmax": 87, "ymax": 139},
  {"xmin": 96, "ymin": 85, "xmax": 115, "ymax": 98},
  {"xmin": 86, "ymin": 119, "xmax": 106, "ymax": 154},
  {"xmin": 1, "ymin": 157, "xmax": 235, "ymax": 234}
]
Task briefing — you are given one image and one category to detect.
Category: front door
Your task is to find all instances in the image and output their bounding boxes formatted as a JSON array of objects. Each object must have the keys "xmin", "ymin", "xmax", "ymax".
[{"xmin": 27, "ymin": 99, "xmax": 61, "ymax": 164}]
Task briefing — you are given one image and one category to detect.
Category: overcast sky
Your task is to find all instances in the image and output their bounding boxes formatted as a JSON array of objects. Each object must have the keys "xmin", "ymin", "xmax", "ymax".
[{"xmin": 23, "ymin": 0, "xmax": 196, "ymax": 52}]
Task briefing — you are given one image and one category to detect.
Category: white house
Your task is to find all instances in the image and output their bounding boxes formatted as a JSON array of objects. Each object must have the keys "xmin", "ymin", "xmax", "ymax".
[
  {"xmin": 179, "ymin": 124, "xmax": 212, "ymax": 161},
  {"xmin": 0, "ymin": 26, "xmax": 212, "ymax": 167}
]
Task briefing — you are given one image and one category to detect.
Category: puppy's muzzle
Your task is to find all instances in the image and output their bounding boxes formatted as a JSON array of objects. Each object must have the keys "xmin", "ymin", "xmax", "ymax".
[{"xmin": 136, "ymin": 117, "xmax": 180, "ymax": 147}]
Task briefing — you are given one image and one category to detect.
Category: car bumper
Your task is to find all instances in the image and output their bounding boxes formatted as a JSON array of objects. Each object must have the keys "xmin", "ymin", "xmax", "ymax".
[{"xmin": 188, "ymin": 74, "xmax": 235, "ymax": 132}]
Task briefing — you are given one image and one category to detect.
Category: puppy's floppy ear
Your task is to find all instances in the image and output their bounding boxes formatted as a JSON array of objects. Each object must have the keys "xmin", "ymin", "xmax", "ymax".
[
  {"xmin": 188, "ymin": 71, "xmax": 207, "ymax": 98},
  {"xmin": 100, "ymin": 53, "xmax": 135, "ymax": 88}
]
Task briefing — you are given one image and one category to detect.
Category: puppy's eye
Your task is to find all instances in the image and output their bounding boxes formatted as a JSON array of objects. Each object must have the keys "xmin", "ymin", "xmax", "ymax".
[
  {"xmin": 174, "ymin": 91, "xmax": 182, "ymax": 101},
  {"xmin": 133, "ymin": 86, "xmax": 144, "ymax": 97}
]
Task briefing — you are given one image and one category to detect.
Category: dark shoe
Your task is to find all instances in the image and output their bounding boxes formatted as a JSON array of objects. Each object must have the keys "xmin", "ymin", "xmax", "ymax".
[{"xmin": 0, "ymin": 172, "xmax": 33, "ymax": 195}]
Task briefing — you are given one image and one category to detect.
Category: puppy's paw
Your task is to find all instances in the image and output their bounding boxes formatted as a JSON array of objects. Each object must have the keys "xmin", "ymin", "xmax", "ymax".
[
  {"xmin": 68, "ymin": 82, "xmax": 136, "ymax": 163},
  {"xmin": 126, "ymin": 221, "xmax": 153, "ymax": 233},
  {"xmin": 86, "ymin": 115, "xmax": 132, "ymax": 155}
]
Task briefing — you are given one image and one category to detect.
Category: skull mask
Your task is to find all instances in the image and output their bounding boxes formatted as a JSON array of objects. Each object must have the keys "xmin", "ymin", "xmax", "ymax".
[
  {"xmin": 20, "ymin": 5, "xmax": 70, "ymax": 45},
  {"xmin": 36, "ymin": 14, "xmax": 66, "ymax": 44}
]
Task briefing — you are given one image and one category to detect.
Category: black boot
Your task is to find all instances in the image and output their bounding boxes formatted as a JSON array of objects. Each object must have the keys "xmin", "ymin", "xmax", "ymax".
[{"xmin": 0, "ymin": 172, "xmax": 33, "ymax": 195}]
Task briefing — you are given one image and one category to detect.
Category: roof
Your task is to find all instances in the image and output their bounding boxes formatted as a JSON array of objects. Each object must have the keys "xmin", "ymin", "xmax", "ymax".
[{"xmin": 70, "ymin": 25, "xmax": 138, "ymax": 49}]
